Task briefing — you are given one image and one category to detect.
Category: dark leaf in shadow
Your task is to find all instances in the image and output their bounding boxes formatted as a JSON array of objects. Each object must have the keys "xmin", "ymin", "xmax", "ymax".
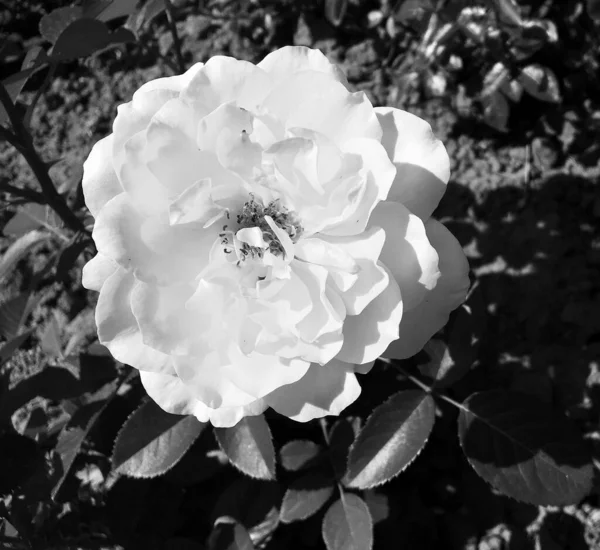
[{"xmin": 459, "ymin": 390, "xmax": 593, "ymax": 506}]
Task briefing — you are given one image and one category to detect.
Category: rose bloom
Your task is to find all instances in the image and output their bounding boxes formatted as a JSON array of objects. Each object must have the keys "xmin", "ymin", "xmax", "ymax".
[{"xmin": 82, "ymin": 46, "xmax": 469, "ymax": 427}]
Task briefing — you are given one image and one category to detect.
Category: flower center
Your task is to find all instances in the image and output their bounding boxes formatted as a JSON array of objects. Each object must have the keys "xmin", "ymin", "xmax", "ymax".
[{"xmin": 219, "ymin": 196, "xmax": 303, "ymax": 265}]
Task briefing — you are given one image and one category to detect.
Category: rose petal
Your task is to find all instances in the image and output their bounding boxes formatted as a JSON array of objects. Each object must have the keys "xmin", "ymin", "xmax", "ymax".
[
  {"xmin": 263, "ymin": 72, "xmax": 381, "ymax": 146},
  {"xmin": 337, "ymin": 263, "xmax": 403, "ymax": 364},
  {"xmin": 384, "ymin": 219, "xmax": 470, "ymax": 359},
  {"xmin": 322, "ymin": 138, "xmax": 395, "ymax": 236},
  {"xmin": 82, "ymin": 135, "xmax": 123, "ymax": 217},
  {"xmin": 96, "ymin": 268, "xmax": 174, "ymax": 374},
  {"xmin": 265, "ymin": 359, "xmax": 361, "ymax": 422},
  {"xmin": 139, "ymin": 370, "xmax": 268, "ymax": 427},
  {"xmin": 375, "ymin": 107, "xmax": 450, "ymax": 220},
  {"xmin": 181, "ymin": 56, "xmax": 272, "ymax": 116},
  {"xmin": 92, "ymin": 193, "xmax": 214, "ymax": 285},
  {"xmin": 81, "ymin": 253, "xmax": 117, "ymax": 291},
  {"xmin": 258, "ymin": 46, "xmax": 349, "ymax": 87},
  {"xmin": 369, "ymin": 201, "xmax": 440, "ymax": 311}
]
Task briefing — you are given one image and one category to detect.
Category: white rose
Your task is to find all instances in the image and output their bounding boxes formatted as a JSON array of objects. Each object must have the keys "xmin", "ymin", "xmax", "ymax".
[{"xmin": 82, "ymin": 46, "xmax": 469, "ymax": 427}]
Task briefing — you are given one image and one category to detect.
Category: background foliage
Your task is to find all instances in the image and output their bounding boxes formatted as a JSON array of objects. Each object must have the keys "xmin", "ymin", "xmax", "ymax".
[{"xmin": 1, "ymin": 0, "xmax": 600, "ymax": 548}]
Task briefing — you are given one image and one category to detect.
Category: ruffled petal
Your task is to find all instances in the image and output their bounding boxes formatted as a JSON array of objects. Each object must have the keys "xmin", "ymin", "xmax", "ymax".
[
  {"xmin": 92, "ymin": 193, "xmax": 214, "ymax": 285},
  {"xmin": 180, "ymin": 56, "xmax": 272, "ymax": 116},
  {"xmin": 369, "ymin": 201, "xmax": 440, "ymax": 311},
  {"xmin": 258, "ymin": 46, "xmax": 349, "ymax": 87},
  {"xmin": 337, "ymin": 264, "xmax": 403, "ymax": 364},
  {"xmin": 95, "ymin": 268, "xmax": 174, "ymax": 374},
  {"xmin": 265, "ymin": 359, "xmax": 360, "ymax": 422},
  {"xmin": 375, "ymin": 107, "xmax": 449, "ymax": 220},
  {"xmin": 322, "ymin": 138, "xmax": 395, "ymax": 236},
  {"xmin": 317, "ymin": 227, "xmax": 387, "ymax": 316},
  {"xmin": 263, "ymin": 72, "xmax": 381, "ymax": 146},
  {"xmin": 384, "ymin": 219, "xmax": 470, "ymax": 359},
  {"xmin": 139, "ymin": 371, "xmax": 268, "ymax": 427},
  {"xmin": 81, "ymin": 253, "xmax": 118, "ymax": 292},
  {"xmin": 82, "ymin": 135, "xmax": 123, "ymax": 217}
]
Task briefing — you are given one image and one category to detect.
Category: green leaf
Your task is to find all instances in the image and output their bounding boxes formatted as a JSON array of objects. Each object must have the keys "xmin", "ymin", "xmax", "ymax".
[
  {"xmin": 112, "ymin": 399, "xmax": 205, "ymax": 478},
  {"xmin": 344, "ymin": 390, "xmax": 435, "ymax": 489},
  {"xmin": 208, "ymin": 517, "xmax": 255, "ymax": 550},
  {"xmin": 39, "ymin": 6, "xmax": 84, "ymax": 44},
  {"xmin": 50, "ymin": 18, "xmax": 136, "ymax": 62},
  {"xmin": 481, "ymin": 91, "xmax": 510, "ymax": 133},
  {"xmin": 0, "ymin": 329, "xmax": 34, "ymax": 369},
  {"xmin": 83, "ymin": 0, "xmax": 139, "ymax": 22},
  {"xmin": 518, "ymin": 64, "xmax": 561, "ymax": 103},
  {"xmin": 3, "ymin": 204, "xmax": 58, "ymax": 238},
  {"xmin": 458, "ymin": 390, "xmax": 594, "ymax": 506},
  {"xmin": 324, "ymin": 0, "xmax": 348, "ymax": 27},
  {"xmin": 39, "ymin": 313, "xmax": 63, "ymax": 359},
  {"xmin": 125, "ymin": 0, "xmax": 166, "ymax": 35},
  {"xmin": 491, "ymin": 0, "xmax": 523, "ymax": 29},
  {"xmin": 214, "ymin": 415, "xmax": 275, "ymax": 480},
  {"xmin": 322, "ymin": 493, "xmax": 373, "ymax": 550},
  {"xmin": 280, "ymin": 473, "xmax": 334, "ymax": 524},
  {"xmin": 279, "ymin": 439, "xmax": 322, "ymax": 472},
  {"xmin": 0, "ymin": 47, "xmax": 49, "ymax": 125},
  {"xmin": 0, "ymin": 292, "xmax": 34, "ymax": 340},
  {"xmin": 52, "ymin": 390, "xmax": 114, "ymax": 499}
]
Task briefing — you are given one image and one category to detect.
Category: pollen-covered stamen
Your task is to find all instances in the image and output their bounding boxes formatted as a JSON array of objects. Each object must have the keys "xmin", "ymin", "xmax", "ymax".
[{"xmin": 222, "ymin": 196, "xmax": 302, "ymax": 263}]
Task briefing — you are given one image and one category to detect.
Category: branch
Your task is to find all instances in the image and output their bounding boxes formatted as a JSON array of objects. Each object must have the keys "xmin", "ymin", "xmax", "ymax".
[{"xmin": 0, "ymin": 83, "xmax": 87, "ymax": 235}]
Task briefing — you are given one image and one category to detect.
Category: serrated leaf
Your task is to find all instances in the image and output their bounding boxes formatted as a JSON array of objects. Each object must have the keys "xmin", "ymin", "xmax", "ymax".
[
  {"xmin": 112, "ymin": 400, "xmax": 205, "ymax": 478},
  {"xmin": 50, "ymin": 19, "xmax": 135, "ymax": 62},
  {"xmin": 214, "ymin": 415, "xmax": 275, "ymax": 480},
  {"xmin": 0, "ymin": 231, "xmax": 49, "ymax": 284},
  {"xmin": 39, "ymin": 6, "xmax": 84, "ymax": 43},
  {"xmin": 344, "ymin": 390, "xmax": 435, "ymax": 489},
  {"xmin": 482, "ymin": 91, "xmax": 510, "ymax": 133},
  {"xmin": 518, "ymin": 64, "xmax": 561, "ymax": 103},
  {"xmin": 279, "ymin": 439, "xmax": 322, "ymax": 472},
  {"xmin": 322, "ymin": 493, "xmax": 373, "ymax": 550},
  {"xmin": 458, "ymin": 390, "xmax": 594, "ymax": 506},
  {"xmin": 280, "ymin": 473, "xmax": 334, "ymax": 523},
  {"xmin": 324, "ymin": 0, "xmax": 348, "ymax": 27},
  {"xmin": 208, "ymin": 517, "xmax": 255, "ymax": 550}
]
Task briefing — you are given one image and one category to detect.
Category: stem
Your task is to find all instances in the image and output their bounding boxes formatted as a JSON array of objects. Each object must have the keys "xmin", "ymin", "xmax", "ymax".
[
  {"xmin": 0, "ymin": 84, "xmax": 87, "ymax": 235},
  {"xmin": 164, "ymin": 0, "xmax": 186, "ymax": 74},
  {"xmin": 380, "ymin": 356, "xmax": 467, "ymax": 411},
  {"xmin": 0, "ymin": 179, "xmax": 46, "ymax": 203}
]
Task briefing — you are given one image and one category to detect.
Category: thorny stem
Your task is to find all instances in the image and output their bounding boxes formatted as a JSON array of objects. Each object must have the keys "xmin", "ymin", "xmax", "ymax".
[
  {"xmin": 0, "ymin": 83, "xmax": 87, "ymax": 235},
  {"xmin": 164, "ymin": 0, "xmax": 186, "ymax": 74},
  {"xmin": 318, "ymin": 418, "xmax": 346, "ymax": 497}
]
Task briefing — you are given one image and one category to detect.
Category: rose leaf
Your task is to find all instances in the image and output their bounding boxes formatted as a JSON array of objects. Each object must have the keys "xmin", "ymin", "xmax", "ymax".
[
  {"xmin": 112, "ymin": 400, "xmax": 205, "ymax": 478},
  {"xmin": 458, "ymin": 390, "xmax": 594, "ymax": 506},
  {"xmin": 322, "ymin": 493, "xmax": 373, "ymax": 550},
  {"xmin": 214, "ymin": 415, "xmax": 276, "ymax": 480},
  {"xmin": 344, "ymin": 390, "xmax": 435, "ymax": 489}
]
